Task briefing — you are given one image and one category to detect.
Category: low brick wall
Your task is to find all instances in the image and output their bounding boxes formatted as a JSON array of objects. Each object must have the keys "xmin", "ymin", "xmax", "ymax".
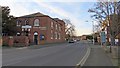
[
  {"xmin": 3, "ymin": 36, "xmax": 29, "ymax": 47},
  {"xmin": 0, "ymin": 38, "xmax": 2, "ymax": 46},
  {"xmin": 2, "ymin": 36, "xmax": 9, "ymax": 46}
]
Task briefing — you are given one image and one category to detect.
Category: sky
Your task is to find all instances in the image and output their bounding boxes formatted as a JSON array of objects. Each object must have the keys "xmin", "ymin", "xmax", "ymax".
[{"xmin": 0, "ymin": 0, "xmax": 97, "ymax": 36}]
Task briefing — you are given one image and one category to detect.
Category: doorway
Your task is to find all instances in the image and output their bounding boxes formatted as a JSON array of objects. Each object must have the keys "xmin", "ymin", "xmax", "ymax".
[{"xmin": 34, "ymin": 32, "xmax": 38, "ymax": 45}]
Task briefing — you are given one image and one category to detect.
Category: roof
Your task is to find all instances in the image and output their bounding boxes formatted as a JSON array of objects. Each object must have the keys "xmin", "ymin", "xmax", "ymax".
[
  {"xmin": 18, "ymin": 12, "xmax": 48, "ymax": 18},
  {"xmin": 53, "ymin": 18, "xmax": 60, "ymax": 20},
  {"xmin": 53, "ymin": 18, "xmax": 63, "ymax": 21},
  {"xmin": 53, "ymin": 18, "xmax": 65, "ymax": 24},
  {"xmin": 16, "ymin": 12, "xmax": 65, "ymax": 24}
]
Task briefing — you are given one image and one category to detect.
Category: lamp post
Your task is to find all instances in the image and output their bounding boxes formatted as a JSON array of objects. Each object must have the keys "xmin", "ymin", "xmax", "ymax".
[
  {"xmin": 85, "ymin": 20, "xmax": 95, "ymax": 45},
  {"xmin": 92, "ymin": 21, "xmax": 95, "ymax": 45}
]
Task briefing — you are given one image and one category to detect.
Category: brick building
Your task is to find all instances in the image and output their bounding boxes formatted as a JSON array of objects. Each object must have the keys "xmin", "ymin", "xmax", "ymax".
[
  {"xmin": 15, "ymin": 12, "xmax": 65, "ymax": 45},
  {"xmin": 81, "ymin": 35, "xmax": 87, "ymax": 40}
]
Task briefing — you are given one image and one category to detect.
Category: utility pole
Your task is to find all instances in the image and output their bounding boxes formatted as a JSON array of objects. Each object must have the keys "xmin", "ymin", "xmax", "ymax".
[
  {"xmin": 85, "ymin": 20, "xmax": 95, "ymax": 45},
  {"xmin": 92, "ymin": 21, "xmax": 95, "ymax": 45}
]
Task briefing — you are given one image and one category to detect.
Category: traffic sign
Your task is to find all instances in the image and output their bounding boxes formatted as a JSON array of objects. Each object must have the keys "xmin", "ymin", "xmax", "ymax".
[{"xmin": 100, "ymin": 31, "xmax": 106, "ymax": 43}]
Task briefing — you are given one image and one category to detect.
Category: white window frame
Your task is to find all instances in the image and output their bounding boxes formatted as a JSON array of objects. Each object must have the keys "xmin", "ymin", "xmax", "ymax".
[
  {"xmin": 51, "ymin": 22, "xmax": 54, "ymax": 28},
  {"xmin": 34, "ymin": 19, "xmax": 40, "ymax": 26},
  {"xmin": 16, "ymin": 21, "xmax": 19, "ymax": 26},
  {"xmin": 55, "ymin": 32, "xmax": 57, "ymax": 39},
  {"xmin": 51, "ymin": 30, "xmax": 53, "ymax": 39},
  {"xmin": 16, "ymin": 20, "xmax": 21, "ymax": 26},
  {"xmin": 59, "ymin": 24, "xmax": 61, "ymax": 31},
  {"xmin": 25, "ymin": 20, "xmax": 29, "ymax": 25},
  {"xmin": 56, "ymin": 24, "xmax": 58, "ymax": 30},
  {"xmin": 16, "ymin": 32, "xmax": 20, "ymax": 36}
]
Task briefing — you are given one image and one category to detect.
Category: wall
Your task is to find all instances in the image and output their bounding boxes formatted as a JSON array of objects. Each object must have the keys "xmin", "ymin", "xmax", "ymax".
[
  {"xmin": 0, "ymin": 38, "xmax": 2, "ymax": 46},
  {"xmin": 45, "ymin": 17, "xmax": 65, "ymax": 43},
  {"xmin": 2, "ymin": 36, "xmax": 29, "ymax": 47}
]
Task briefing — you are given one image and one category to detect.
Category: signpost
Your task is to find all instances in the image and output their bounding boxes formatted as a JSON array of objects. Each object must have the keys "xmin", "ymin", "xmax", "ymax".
[{"xmin": 100, "ymin": 31, "xmax": 106, "ymax": 47}]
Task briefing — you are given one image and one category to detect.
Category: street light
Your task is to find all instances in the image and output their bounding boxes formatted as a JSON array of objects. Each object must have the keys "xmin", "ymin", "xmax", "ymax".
[
  {"xmin": 85, "ymin": 20, "xmax": 95, "ymax": 45},
  {"xmin": 92, "ymin": 21, "xmax": 95, "ymax": 45}
]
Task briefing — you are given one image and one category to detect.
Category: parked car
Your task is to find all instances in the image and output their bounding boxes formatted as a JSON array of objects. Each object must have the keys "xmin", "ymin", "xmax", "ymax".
[
  {"xmin": 68, "ymin": 39, "xmax": 74, "ymax": 43},
  {"xmin": 77, "ymin": 39, "xmax": 80, "ymax": 41}
]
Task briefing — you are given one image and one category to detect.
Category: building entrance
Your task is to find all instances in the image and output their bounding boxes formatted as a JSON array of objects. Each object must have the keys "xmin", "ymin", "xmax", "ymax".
[{"xmin": 34, "ymin": 32, "xmax": 38, "ymax": 45}]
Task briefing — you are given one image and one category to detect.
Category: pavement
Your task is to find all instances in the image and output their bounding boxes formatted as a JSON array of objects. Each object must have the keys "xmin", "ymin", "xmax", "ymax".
[
  {"xmin": 2, "ymin": 41, "xmax": 89, "ymax": 66},
  {"xmin": 2, "ymin": 42, "xmax": 68, "ymax": 49},
  {"xmin": 83, "ymin": 44, "xmax": 114, "ymax": 66}
]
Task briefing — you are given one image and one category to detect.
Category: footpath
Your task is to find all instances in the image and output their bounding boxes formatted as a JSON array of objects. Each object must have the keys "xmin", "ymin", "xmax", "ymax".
[
  {"xmin": 83, "ymin": 43, "xmax": 118, "ymax": 67},
  {"xmin": 27, "ymin": 42, "xmax": 68, "ymax": 49},
  {"xmin": 2, "ymin": 42, "xmax": 69, "ymax": 50}
]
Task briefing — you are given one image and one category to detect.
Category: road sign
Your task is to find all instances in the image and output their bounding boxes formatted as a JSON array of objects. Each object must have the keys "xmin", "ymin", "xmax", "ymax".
[{"xmin": 100, "ymin": 31, "xmax": 106, "ymax": 43}]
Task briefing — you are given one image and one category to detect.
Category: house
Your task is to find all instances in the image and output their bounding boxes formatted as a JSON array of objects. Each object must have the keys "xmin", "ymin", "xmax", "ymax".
[
  {"xmin": 81, "ymin": 35, "xmax": 87, "ymax": 40},
  {"xmin": 15, "ymin": 12, "xmax": 65, "ymax": 45}
]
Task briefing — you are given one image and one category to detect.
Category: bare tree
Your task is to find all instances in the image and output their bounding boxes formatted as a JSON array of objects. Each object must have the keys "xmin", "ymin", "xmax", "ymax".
[
  {"xmin": 63, "ymin": 19, "xmax": 75, "ymax": 40},
  {"xmin": 88, "ymin": 1, "xmax": 120, "ymax": 52},
  {"xmin": 88, "ymin": 1, "xmax": 120, "ymax": 45}
]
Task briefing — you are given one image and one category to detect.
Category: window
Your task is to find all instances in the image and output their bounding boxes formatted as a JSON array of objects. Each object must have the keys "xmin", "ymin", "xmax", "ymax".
[
  {"xmin": 51, "ymin": 30, "xmax": 53, "ymax": 39},
  {"xmin": 59, "ymin": 24, "xmax": 61, "ymax": 31},
  {"xmin": 16, "ymin": 20, "xmax": 21, "ymax": 26},
  {"xmin": 55, "ymin": 24, "xmax": 58, "ymax": 30},
  {"xmin": 16, "ymin": 21, "xmax": 19, "ymax": 26},
  {"xmin": 16, "ymin": 32, "xmax": 20, "ymax": 36},
  {"xmin": 55, "ymin": 32, "xmax": 57, "ymax": 39},
  {"xmin": 22, "ymin": 28, "xmax": 24, "ymax": 31},
  {"xmin": 25, "ymin": 31, "xmax": 29, "ymax": 36},
  {"xmin": 51, "ymin": 22, "xmax": 54, "ymax": 28},
  {"xmin": 34, "ymin": 19, "xmax": 40, "ymax": 26},
  {"xmin": 58, "ymin": 33, "xmax": 61, "ymax": 39},
  {"xmin": 25, "ymin": 20, "xmax": 29, "ymax": 25}
]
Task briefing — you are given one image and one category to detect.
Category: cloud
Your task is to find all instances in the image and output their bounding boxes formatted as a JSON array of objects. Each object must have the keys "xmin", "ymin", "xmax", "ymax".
[
  {"xmin": 32, "ymin": 1, "xmax": 85, "ymax": 25},
  {"xmin": 0, "ymin": 0, "xmax": 93, "ymax": 36},
  {"xmin": 32, "ymin": 1, "xmax": 92, "ymax": 36},
  {"xmin": 0, "ymin": 0, "xmax": 38, "ymax": 17},
  {"xmin": 32, "ymin": 0, "xmax": 118, "ymax": 2},
  {"xmin": 33, "ymin": 0, "xmax": 97, "ymax": 2}
]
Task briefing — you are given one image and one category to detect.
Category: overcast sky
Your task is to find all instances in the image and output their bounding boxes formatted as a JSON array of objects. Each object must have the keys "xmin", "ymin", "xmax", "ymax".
[{"xmin": 0, "ymin": 0, "xmax": 98, "ymax": 36}]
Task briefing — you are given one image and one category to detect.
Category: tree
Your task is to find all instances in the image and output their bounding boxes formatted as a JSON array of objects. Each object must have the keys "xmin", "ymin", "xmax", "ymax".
[
  {"xmin": 86, "ymin": 35, "xmax": 93, "ymax": 40},
  {"xmin": 88, "ymin": 1, "xmax": 120, "ymax": 52},
  {"xmin": 63, "ymin": 19, "xmax": 76, "ymax": 40},
  {"xmin": 2, "ymin": 6, "xmax": 16, "ymax": 36},
  {"xmin": 0, "ymin": 6, "xmax": 2, "ymax": 36}
]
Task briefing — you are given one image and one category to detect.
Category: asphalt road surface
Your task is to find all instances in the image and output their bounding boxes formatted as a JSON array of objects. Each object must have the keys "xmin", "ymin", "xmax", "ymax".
[{"xmin": 2, "ymin": 41, "xmax": 89, "ymax": 66}]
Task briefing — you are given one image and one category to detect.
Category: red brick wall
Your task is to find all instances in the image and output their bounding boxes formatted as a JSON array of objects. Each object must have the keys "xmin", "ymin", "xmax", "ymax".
[
  {"xmin": 0, "ymin": 38, "xmax": 2, "ymax": 46},
  {"xmin": 3, "ymin": 36, "xmax": 29, "ymax": 46},
  {"xmin": 2, "ymin": 36, "xmax": 9, "ymax": 45},
  {"xmin": 45, "ymin": 17, "xmax": 65, "ymax": 43}
]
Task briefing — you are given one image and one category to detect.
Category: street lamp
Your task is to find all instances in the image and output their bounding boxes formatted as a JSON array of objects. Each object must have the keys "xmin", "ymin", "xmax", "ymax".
[
  {"xmin": 92, "ymin": 21, "xmax": 95, "ymax": 45},
  {"xmin": 85, "ymin": 20, "xmax": 95, "ymax": 45}
]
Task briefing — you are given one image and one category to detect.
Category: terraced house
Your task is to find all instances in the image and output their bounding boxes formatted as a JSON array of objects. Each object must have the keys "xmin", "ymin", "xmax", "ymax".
[{"xmin": 16, "ymin": 12, "xmax": 65, "ymax": 45}]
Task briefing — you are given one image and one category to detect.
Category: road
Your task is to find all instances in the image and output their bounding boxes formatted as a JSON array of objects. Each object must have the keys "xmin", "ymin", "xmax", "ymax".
[{"xmin": 2, "ymin": 41, "xmax": 89, "ymax": 66}]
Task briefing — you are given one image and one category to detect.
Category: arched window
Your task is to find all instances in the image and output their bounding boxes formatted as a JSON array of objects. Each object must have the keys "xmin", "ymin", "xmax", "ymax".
[
  {"xmin": 34, "ymin": 19, "xmax": 40, "ymax": 26},
  {"xmin": 34, "ymin": 32, "xmax": 38, "ymax": 35},
  {"xmin": 25, "ymin": 20, "xmax": 29, "ymax": 25},
  {"xmin": 16, "ymin": 32, "xmax": 20, "ymax": 36},
  {"xmin": 16, "ymin": 20, "xmax": 21, "ymax": 26}
]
